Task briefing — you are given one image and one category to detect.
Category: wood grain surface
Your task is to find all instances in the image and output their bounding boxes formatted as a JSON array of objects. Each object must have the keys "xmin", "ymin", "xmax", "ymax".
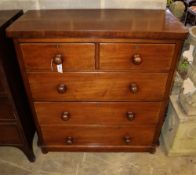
[
  {"xmin": 6, "ymin": 9, "xmax": 188, "ymax": 39},
  {"xmin": 28, "ymin": 72, "xmax": 168, "ymax": 101},
  {"xmin": 34, "ymin": 102, "xmax": 162, "ymax": 125}
]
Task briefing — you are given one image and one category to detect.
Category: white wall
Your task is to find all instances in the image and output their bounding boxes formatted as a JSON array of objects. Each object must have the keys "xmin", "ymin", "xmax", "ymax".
[{"xmin": 0, "ymin": 0, "xmax": 167, "ymax": 11}]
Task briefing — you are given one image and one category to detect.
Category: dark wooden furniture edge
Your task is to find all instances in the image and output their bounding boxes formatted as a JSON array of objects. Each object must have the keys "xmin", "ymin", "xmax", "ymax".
[{"xmin": 0, "ymin": 10, "xmax": 35, "ymax": 162}]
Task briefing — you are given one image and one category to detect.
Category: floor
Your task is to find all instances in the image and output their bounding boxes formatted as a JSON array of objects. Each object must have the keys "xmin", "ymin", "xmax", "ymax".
[{"xmin": 0, "ymin": 134, "xmax": 196, "ymax": 175}]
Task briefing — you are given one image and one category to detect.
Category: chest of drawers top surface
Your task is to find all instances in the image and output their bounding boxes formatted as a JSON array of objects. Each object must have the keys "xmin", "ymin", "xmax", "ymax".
[{"xmin": 7, "ymin": 9, "xmax": 187, "ymax": 39}]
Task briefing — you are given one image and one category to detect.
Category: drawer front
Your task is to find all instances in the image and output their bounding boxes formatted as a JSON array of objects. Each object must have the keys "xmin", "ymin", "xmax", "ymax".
[
  {"xmin": 34, "ymin": 102, "xmax": 162, "ymax": 125},
  {"xmin": 100, "ymin": 43, "xmax": 175, "ymax": 71},
  {"xmin": 0, "ymin": 124, "xmax": 21, "ymax": 144},
  {"xmin": 41, "ymin": 126, "xmax": 155, "ymax": 146},
  {"xmin": 0, "ymin": 97, "xmax": 15, "ymax": 120},
  {"xmin": 28, "ymin": 72, "xmax": 168, "ymax": 101},
  {"xmin": 20, "ymin": 43, "xmax": 95, "ymax": 71}
]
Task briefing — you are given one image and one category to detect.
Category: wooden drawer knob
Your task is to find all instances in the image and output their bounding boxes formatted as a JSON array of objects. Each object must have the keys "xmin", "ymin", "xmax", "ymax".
[
  {"xmin": 124, "ymin": 136, "xmax": 132, "ymax": 144},
  {"xmin": 132, "ymin": 54, "xmax": 142, "ymax": 65},
  {"xmin": 53, "ymin": 54, "xmax": 63, "ymax": 65},
  {"xmin": 61, "ymin": 112, "xmax": 70, "ymax": 121},
  {"xmin": 57, "ymin": 84, "xmax": 67, "ymax": 94},
  {"xmin": 129, "ymin": 83, "xmax": 138, "ymax": 93},
  {"xmin": 127, "ymin": 112, "xmax": 135, "ymax": 121},
  {"xmin": 65, "ymin": 136, "xmax": 74, "ymax": 145}
]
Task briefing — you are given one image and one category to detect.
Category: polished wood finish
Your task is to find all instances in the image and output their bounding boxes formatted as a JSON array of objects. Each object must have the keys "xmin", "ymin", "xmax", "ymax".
[
  {"xmin": 41, "ymin": 126, "xmax": 156, "ymax": 146},
  {"xmin": 15, "ymin": 38, "xmax": 185, "ymax": 43},
  {"xmin": 100, "ymin": 43, "xmax": 175, "ymax": 71},
  {"xmin": 20, "ymin": 43, "xmax": 95, "ymax": 71},
  {"xmin": 53, "ymin": 54, "xmax": 63, "ymax": 65},
  {"xmin": 34, "ymin": 102, "xmax": 162, "ymax": 125},
  {"xmin": 0, "ymin": 10, "xmax": 35, "ymax": 162},
  {"xmin": 65, "ymin": 136, "xmax": 74, "ymax": 145},
  {"xmin": 28, "ymin": 72, "xmax": 168, "ymax": 101},
  {"xmin": 56, "ymin": 84, "xmax": 67, "ymax": 94},
  {"xmin": 132, "ymin": 54, "xmax": 143, "ymax": 65},
  {"xmin": 7, "ymin": 9, "xmax": 188, "ymax": 153},
  {"xmin": 6, "ymin": 9, "xmax": 188, "ymax": 39},
  {"xmin": 61, "ymin": 111, "xmax": 70, "ymax": 121}
]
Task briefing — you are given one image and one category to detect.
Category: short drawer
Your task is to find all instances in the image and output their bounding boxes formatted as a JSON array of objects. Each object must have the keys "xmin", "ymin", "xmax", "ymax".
[
  {"xmin": 0, "ymin": 124, "xmax": 21, "ymax": 145},
  {"xmin": 0, "ymin": 97, "xmax": 15, "ymax": 120},
  {"xmin": 20, "ymin": 43, "xmax": 95, "ymax": 71},
  {"xmin": 34, "ymin": 102, "xmax": 162, "ymax": 125},
  {"xmin": 28, "ymin": 72, "xmax": 168, "ymax": 101},
  {"xmin": 100, "ymin": 43, "xmax": 175, "ymax": 71},
  {"xmin": 41, "ymin": 126, "xmax": 155, "ymax": 146}
]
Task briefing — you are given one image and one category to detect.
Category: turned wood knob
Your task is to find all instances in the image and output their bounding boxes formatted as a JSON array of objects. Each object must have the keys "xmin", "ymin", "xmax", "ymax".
[
  {"xmin": 53, "ymin": 54, "xmax": 63, "ymax": 65},
  {"xmin": 124, "ymin": 136, "xmax": 132, "ymax": 144},
  {"xmin": 57, "ymin": 84, "xmax": 67, "ymax": 94},
  {"xmin": 132, "ymin": 54, "xmax": 142, "ymax": 65},
  {"xmin": 61, "ymin": 112, "xmax": 70, "ymax": 121},
  {"xmin": 65, "ymin": 136, "xmax": 74, "ymax": 145},
  {"xmin": 127, "ymin": 112, "xmax": 135, "ymax": 121},
  {"xmin": 129, "ymin": 83, "xmax": 139, "ymax": 93}
]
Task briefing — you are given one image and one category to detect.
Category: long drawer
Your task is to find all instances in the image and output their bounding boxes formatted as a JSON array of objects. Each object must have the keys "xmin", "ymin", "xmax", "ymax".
[
  {"xmin": 28, "ymin": 72, "xmax": 168, "ymax": 101},
  {"xmin": 100, "ymin": 43, "xmax": 175, "ymax": 71},
  {"xmin": 20, "ymin": 43, "xmax": 95, "ymax": 71},
  {"xmin": 34, "ymin": 102, "xmax": 162, "ymax": 125},
  {"xmin": 41, "ymin": 125, "xmax": 156, "ymax": 146}
]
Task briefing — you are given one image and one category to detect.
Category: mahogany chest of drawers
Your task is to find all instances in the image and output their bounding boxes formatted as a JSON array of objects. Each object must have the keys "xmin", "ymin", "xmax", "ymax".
[
  {"xmin": 0, "ymin": 10, "xmax": 35, "ymax": 161},
  {"xmin": 7, "ymin": 9, "xmax": 188, "ymax": 153}
]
